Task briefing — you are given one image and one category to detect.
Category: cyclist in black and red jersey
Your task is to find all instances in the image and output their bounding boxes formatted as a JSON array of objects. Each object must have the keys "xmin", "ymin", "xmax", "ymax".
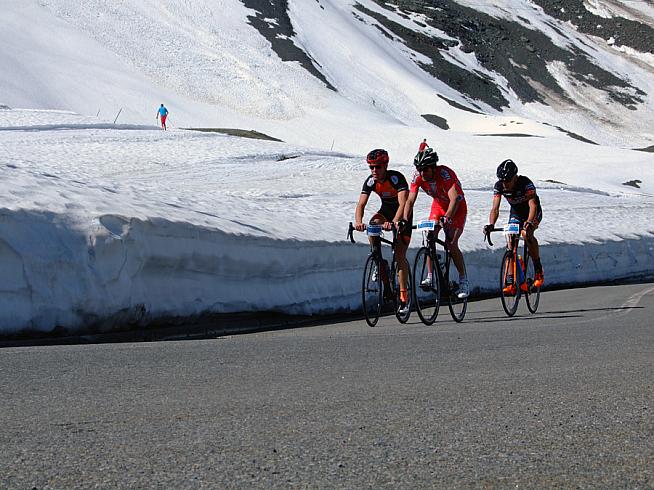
[
  {"xmin": 354, "ymin": 149, "xmax": 412, "ymax": 315},
  {"xmin": 484, "ymin": 159, "xmax": 544, "ymax": 292}
]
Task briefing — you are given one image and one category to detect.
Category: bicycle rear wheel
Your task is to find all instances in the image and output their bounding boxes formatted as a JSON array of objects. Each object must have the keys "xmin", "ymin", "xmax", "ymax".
[
  {"xmin": 362, "ymin": 254, "xmax": 383, "ymax": 327},
  {"xmin": 413, "ymin": 247, "xmax": 441, "ymax": 325},
  {"xmin": 393, "ymin": 258, "xmax": 412, "ymax": 323},
  {"xmin": 500, "ymin": 250, "xmax": 521, "ymax": 317},
  {"xmin": 446, "ymin": 256, "xmax": 467, "ymax": 323},
  {"xmin": 523, "ymin": 244, "xmax": 541, "ymax": 313}
]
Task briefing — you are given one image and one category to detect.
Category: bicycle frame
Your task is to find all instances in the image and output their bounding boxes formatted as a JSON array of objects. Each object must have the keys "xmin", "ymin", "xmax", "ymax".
[
  {"xmin": 412, "ymin": 221, "xmax": 468, "ymax": 323},
  {"xmin": 485, "ymin": 225, "xmax": 541, "ymax": 316},
  {"xmin": 347, "ymin": 222, "xmax": 412, "ymax": 326}
]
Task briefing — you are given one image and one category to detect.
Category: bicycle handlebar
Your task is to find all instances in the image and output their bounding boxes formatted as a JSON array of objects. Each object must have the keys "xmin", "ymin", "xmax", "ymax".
[
  {"xmin": 347, "ymin": 222, "xmax": 397, "ymax": 244},
  {"xmin": 483, "ymin": 226, "xmax": 504, "ymax": 247},
  {"xmin": 410, "ymin": 222, "xmax": 451, "ymax": 250},
  {"xmin": 347, "ymin": 222, "xmax": 355, "ymax": 243}
]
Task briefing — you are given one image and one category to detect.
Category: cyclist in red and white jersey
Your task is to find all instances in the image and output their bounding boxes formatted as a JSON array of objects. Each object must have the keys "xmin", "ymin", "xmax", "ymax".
[{"xmin": 402, "ymin": 147, "xmax": 469, "ymax": 298}]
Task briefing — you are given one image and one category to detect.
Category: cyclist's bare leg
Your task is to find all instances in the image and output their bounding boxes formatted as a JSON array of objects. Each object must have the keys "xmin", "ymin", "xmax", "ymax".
[
  {"xmin": 395, "ymin": 238, "xmax": 409, "ymax": 301},
  {"xmin": 424, "ymin": 231, "xmax": 434, "ymax": 278},
  {"xmin": 522, "ymin": 227, "xmax": 541, "ymax": 268},
  {"xmin": 446, "ymin": 227, "xmax": 466, "ymax": 278}
]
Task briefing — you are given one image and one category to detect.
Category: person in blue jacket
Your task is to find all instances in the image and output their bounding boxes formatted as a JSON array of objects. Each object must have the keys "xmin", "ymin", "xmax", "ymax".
[{"xmin": 156, "ymin": 104, "xmax": 169, "ymax": 130}]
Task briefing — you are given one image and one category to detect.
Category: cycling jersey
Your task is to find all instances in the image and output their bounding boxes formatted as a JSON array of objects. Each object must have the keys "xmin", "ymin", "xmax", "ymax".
[
  {"xmin": 361, "ymin": 170, "xmax": 408, "ymax": 217},
  {"xmin": 362, "ymin": 169, "xmax": 408, "ymax": 201},
  {"xmin": 494, "ymin": 175, "xmax": 542, "ymax": 222},
  {"xmin": 410, "ymin": 165, "xmax": 467, "ymax": 229},
  {"xmin": 361, "ymin": 169, "xmax": 411, "ymax": 238}
]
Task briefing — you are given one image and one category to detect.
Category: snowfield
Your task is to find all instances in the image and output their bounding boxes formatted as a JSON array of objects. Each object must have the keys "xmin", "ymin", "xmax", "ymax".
[
  {"xmin": 0, "ymin": 109, "xmax": 652, "ymax": 333},
  {"xmin": 1, "ymin": 0, "xmax": 653, "ymax": 334}
]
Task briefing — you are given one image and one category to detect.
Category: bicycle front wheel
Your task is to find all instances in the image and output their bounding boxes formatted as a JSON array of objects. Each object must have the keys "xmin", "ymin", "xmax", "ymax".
[
  {"xmin": 362, "ymin": 254, "xmax": 383, "ymax": 327},
  {"xmin": 500, "ymin": 250, "xmax": 520, "ymax": 317},
  {"xmin": 523, "ymin": 245, "xmax": 541, "ymax": 313},
  {"xmin": 446, "ymin": 256, "xmax": 467, "ymax": 323},
  {"xmin": 413, "ymin": 247, "xmax": 441, "ymax": 325}
]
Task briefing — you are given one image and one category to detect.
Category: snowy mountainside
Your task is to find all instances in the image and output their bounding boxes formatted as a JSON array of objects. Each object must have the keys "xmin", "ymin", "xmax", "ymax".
[{"xmin": 2, "ymin": 0, "xmax": 653, "ymax": 151}]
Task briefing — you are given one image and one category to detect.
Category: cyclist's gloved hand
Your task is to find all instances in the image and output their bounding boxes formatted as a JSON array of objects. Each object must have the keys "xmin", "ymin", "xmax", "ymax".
[
  {"xmin": 382, "ymin": 221, "xmax": 393, "ymax": 231},
  {"xmin": 396, "ymin": 219, "xmax": 408, "ymax": 233},
  {"xmin": 440, "ymin": 216, "xmax": 452, "ymax": 228},
  {"xmin": 483, "ymin": 224, "xmax": 494, "ymax": 235},
  {"xmin": 354, "ymin": 222, "xmax": 366, "ymax": 232},
  {"xmin": 523, "ymin": 221, "xmax": 534, "ymax": 232}
]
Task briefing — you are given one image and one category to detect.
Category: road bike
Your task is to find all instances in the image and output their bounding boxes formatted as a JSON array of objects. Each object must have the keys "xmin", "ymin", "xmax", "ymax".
[
  {"xmin": 347, "ymin": 222, "xmax": 413, "ymax": 327},
  {"xmin": 484, "ymin": 222, "xmax": 541, "ymax": 317},
  {"xmin": 412, "ymin": 220, "xmax": 467, "ymax": 324}
]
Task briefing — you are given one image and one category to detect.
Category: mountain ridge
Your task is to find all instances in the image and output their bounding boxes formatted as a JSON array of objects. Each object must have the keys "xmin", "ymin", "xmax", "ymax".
[{"xmin": 2, "ymin": 0, "xmax": 652, "ymax": 150}]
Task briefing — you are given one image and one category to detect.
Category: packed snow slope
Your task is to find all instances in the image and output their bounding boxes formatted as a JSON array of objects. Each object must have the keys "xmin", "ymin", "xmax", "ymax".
[
  {"xmin": 2, "ymin": 0, "xmax": 653, "ymax": 152},
  {"xmin": 0, "ymin": 1, "xmax": 653, "ymax": 333},
  {"xmin": 0, "ymin": 109, "xmax": 652, "ymax": 333}
]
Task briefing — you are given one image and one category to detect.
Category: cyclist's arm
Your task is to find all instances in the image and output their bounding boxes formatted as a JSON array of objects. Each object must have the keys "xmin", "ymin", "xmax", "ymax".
[
  {"xmin": 393, "ymin": 189, "xmax": 408, "ymax": 223},
  {"xmin": 445, "ymin": 185, "xmax": 461, "ymax": 219},
  {"xmin": 354, "ymin": 193, "xmax": 369, "ymax": 230},
  {"xmin": 488, "ymin": 194, "xmax": 501, "ymax": 225},
  {"xmin": 403, "ymin": 190, "xmax": 418, "ymax": 221},
  {"xmin": 526, "ymin": 196, "xmax": 538, "ymax": 223}
]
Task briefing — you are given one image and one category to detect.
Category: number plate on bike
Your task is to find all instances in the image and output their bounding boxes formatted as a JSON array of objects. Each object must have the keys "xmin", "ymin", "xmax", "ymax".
[
  {"xmin": 417, "ymin": 220, "xmax": 436, "ymax": 231},
  {"xmin": 366, "ymin": 224, "xmax": 382, "ymax": 236},
  {"xmin": 503, "ymin": 222, "xmax": 520, "ymax": 235}
]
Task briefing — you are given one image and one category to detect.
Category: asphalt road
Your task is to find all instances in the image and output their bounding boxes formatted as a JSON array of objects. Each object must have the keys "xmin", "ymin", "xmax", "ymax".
[{"xmin": 1, "ymin": 283, "xmax": 653, "ymax": 489}]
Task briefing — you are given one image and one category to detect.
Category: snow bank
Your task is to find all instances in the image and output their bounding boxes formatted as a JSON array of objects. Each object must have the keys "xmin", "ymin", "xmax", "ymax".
[
  {"xmin": 1, "ymin": 208, "xmax": 652, "ymax": 334},
  {"xmin": 0, "ymin": 107, "xmax": 652, "ymax": 335}
]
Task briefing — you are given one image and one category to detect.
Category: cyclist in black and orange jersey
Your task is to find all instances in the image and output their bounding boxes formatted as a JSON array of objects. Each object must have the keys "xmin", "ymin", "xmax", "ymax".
[
  {"xmin": 484, "ymin": 159, "xmax": 544, "ymax": 293},
  {"xmin": 354, "ymin": 149, "xmax": 412, "ymax": 315}
]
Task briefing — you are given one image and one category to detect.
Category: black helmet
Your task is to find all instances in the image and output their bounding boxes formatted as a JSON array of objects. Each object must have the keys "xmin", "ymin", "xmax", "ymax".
[
  {"xmin": 496, "ymin": 159, "xmax": 518, "ymax": 181},
  {"xmin": 414, "ymin": 147, "xmax": 439, "ymax": 169}
]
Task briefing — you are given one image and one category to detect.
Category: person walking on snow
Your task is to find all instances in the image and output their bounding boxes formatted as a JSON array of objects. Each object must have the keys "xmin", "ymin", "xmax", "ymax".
[
  {"xmin": 156, "ymin": 104, "xmax": 169, "ymax": 130},
  {"xmin": 418, "ymin": 138, "xmax": 428, "ymax": 152}
]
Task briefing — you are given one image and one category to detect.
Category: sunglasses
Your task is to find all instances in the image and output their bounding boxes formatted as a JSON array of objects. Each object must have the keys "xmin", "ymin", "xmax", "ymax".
[{"xmin": 369, "ymin": 165, "xmax": 383, "ymax": 170}]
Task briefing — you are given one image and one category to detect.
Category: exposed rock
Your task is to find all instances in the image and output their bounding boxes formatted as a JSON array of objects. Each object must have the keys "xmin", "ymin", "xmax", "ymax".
[
  {"xmin": 421, "ymin": 114, "xmax": 449, "ymax": 130},
  {"xmin": 241, "ymin": 0, "xmax": 336, "ymax": 91},
  {"xmin": 182, "ymin": 128, "xmax": 283, "ymax": 141},
  {"xmin": 622, "ymin": 179, "xmax": 642, "ymax": 188}
]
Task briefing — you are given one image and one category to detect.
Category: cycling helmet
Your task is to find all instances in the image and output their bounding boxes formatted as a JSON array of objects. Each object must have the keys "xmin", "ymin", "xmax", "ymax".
[
  {"xmin": 366, "ymin": 148, "xmax": 389, "ymax": 165},
  {"xmin": 496, "ymin": 159, "xmax": 518, "ymax": 181},
  {"xmin": 413, "ymin": 147, "xmax": 439, "ymax": 169}
]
